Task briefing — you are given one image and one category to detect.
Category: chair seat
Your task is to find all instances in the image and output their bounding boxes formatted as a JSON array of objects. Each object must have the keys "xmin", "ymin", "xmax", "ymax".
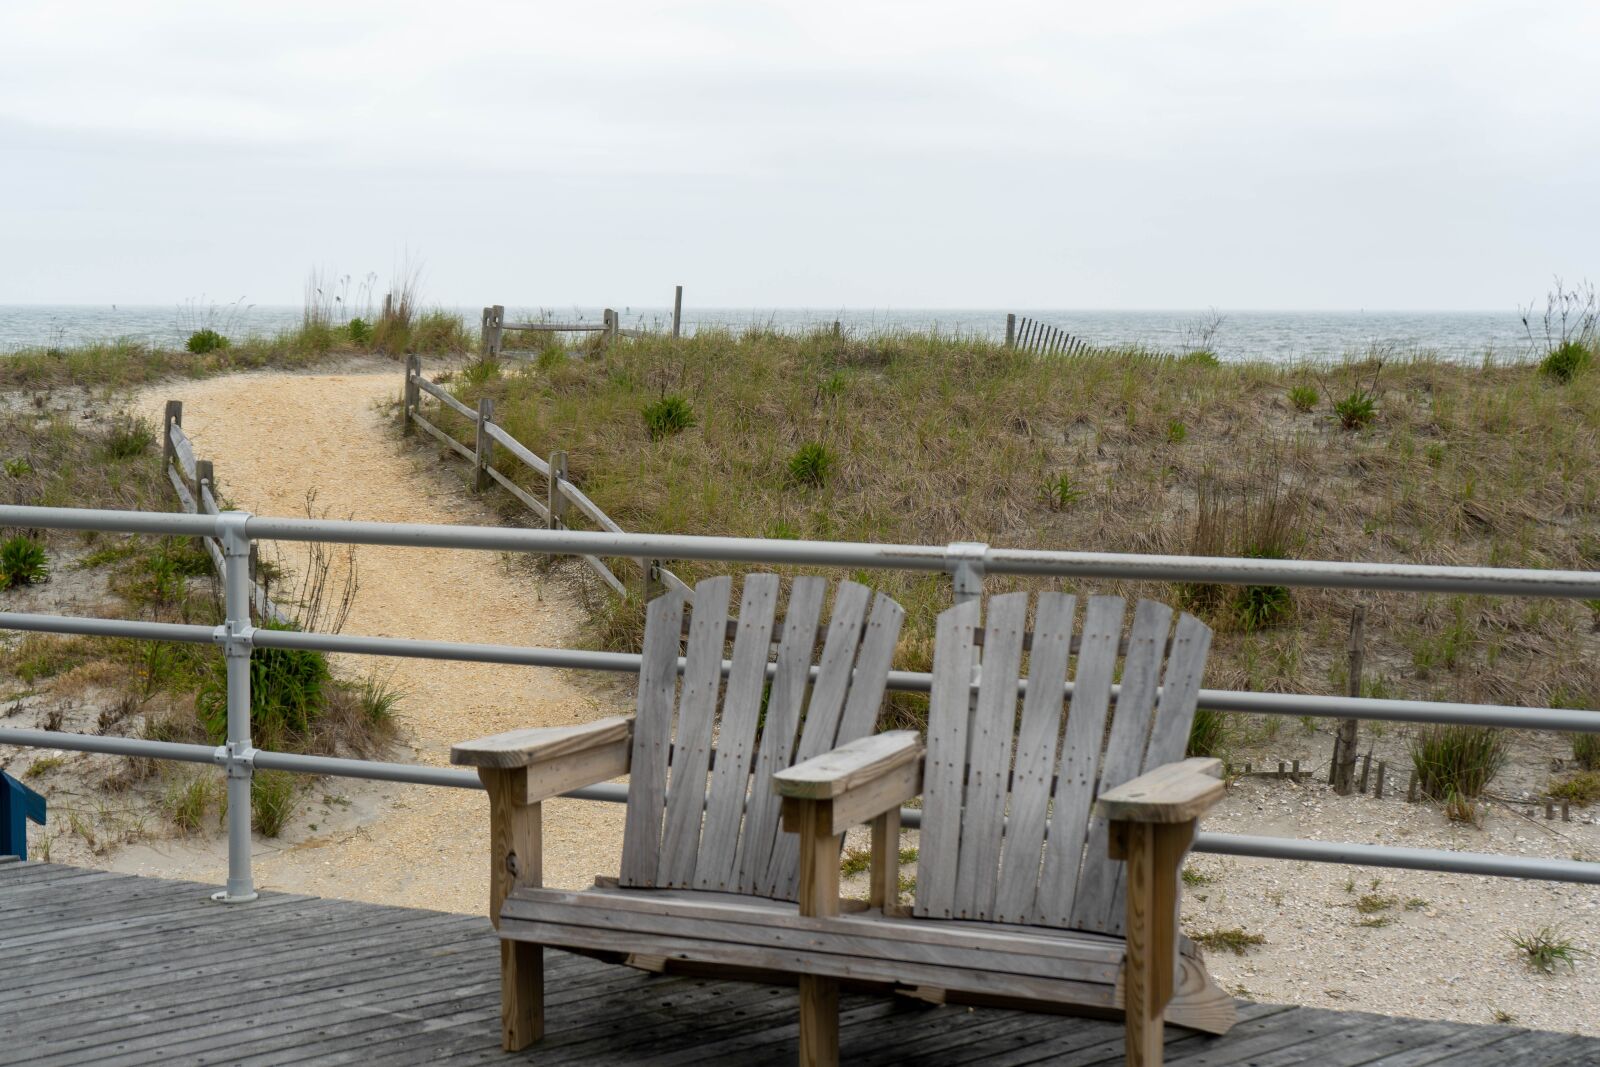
[{"xmin": 503, "ymin": 884, "xmax": 1172, "ymax": 1016}]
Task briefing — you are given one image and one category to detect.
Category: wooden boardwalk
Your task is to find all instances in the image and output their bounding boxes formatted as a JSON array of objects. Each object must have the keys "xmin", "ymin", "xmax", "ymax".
[{"xmin": 2, "ymin": 859, "xmax": 1597, "ymax": 1066}]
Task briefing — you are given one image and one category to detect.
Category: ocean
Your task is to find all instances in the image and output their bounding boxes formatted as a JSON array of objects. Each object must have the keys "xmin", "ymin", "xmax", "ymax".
[{"xmin": 0, "ymin": 304, "xmax": 1545, "ymax": 364}]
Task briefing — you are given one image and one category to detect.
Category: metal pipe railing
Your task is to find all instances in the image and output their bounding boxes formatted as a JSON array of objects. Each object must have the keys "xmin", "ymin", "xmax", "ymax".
[{"xmin": 0, "ymin": 502, "xmax": 1597, "ymax": 904}]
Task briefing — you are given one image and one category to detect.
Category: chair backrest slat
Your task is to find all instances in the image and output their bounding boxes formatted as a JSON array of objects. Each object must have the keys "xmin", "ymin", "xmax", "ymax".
[
  {"xmin": 915, "ymin": 594, "xmax": 1210, "ymax": 936},
  {"xmin": 621, "ymin": 575, "xmax": 904, "ymax": 901},
  {"xmin": 693, "ymin": 574, "xmax": 781, "ymax": 891},
  {"xmin": 993, "ymin": 591, "xmax": 1075, "ymax": 923},
  {"xmin": 764, "ymin": 586, "xmax": 905, "ymax": 899},
  {"xmin": 619, "ymin": 591, "xmax": 688, "ymax": 887},
  {"xmin": 1068, "ymin": 599, "xmax": 1173, "ymax": 932},
  {"xmin": 732, "ymin": 577, "xmax": 828, "ymax": 895},
  {"xmin": 913, "ymin": 598, "xmax": 980, "ymax": 918},
  {"xmin": 658, "ymin": 576, "xmax": 734, "ymax": 887},
  {"xmin": 952, "ymin": 592, "xmax": 1029, "ymax": 920},
  {"xmin": 1032, "ymin": 595, "xmax": 1123, "ymax": 925}
]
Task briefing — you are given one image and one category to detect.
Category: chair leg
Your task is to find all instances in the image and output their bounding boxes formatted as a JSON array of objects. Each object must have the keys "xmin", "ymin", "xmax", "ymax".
[
  {"xmin": 1117, "ymin": 819, "xmax": 1195, "ymax": 1067},
  {"xmin": 798, "ymin": 973, "xmax": 839, "ymax": 1067},
  {"xmin": 501, "ymin": 940, "xmax": 544, "ymax": 1051}
]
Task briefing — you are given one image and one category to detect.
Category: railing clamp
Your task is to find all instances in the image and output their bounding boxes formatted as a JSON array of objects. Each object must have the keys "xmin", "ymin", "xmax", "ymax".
[
  {"xmin": 213, "ymin": 743, "xmax": 257, "ymax": 778},
  {"xmin": 211, "ymin": 621, "xmax": 255, "ymax": 657},
  {"xmin": 945, "ymin": 542, "xmax": 989, "ymax": 606}
]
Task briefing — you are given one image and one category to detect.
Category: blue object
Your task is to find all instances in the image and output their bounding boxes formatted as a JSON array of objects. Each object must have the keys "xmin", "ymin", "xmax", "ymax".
[{"xmin": 1, "ymin": 769, "xmax": 46, "ymax": 861}]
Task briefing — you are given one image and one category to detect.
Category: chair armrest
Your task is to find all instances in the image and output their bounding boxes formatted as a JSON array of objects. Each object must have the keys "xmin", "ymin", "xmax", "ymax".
[
  {"xmin": 1096, "ymin": 756, "xmax": 1224, "ymax": 824},
  {"xmin": 452, "ymin": 716, "xmax": 633, "ymax": 804},
  {"xmin": 775, "ymin": 730, "xmax": 923, "ymax": 834}
]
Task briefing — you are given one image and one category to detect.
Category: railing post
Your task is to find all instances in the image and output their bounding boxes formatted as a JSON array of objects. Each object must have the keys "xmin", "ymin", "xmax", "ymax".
[
  {"xmin": 547, "ymin": 451, "xmax": 568, "ymax": 530},
  {"xmin": 163, "ymin": 400, "xmax": 183, "ymax": 468},
  {"xmin": 475, "ymin": 397, "xmax": 494, "ymax": 493},
  {"xmin": 1005, "ymin": 313, "xmax": 1016, "ymax": 349},
  {"xmin": 945, "ymin": 541, "xmax": 988, "ymax": 607},
  {"xmin": 490, "ymin": 305, "xmax": 505, "ymax": 358},
  {"xmin": 672, "ymin": 286, "xmax": 683, "ymax": 339},
  {"xmin": 403, "ymin": 354, "xmax": 420, "ymax": 435},
  {"xmin": 213, "ymin": 511, "xmax": 258, "ymax": 904}
]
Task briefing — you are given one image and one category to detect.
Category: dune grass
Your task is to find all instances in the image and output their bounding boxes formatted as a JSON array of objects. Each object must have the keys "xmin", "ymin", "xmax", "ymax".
[{"xmin": 421, "ymin": 328, "xmax": 1600, "ymax": 726}]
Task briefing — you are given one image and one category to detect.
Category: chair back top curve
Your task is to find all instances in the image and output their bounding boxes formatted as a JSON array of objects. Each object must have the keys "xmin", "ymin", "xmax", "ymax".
[
  {"xmin": 914, "ymin": 593, "xmax": 1212, "ymax": 935},
  {"xmin": 620, "ymin": 573, "xmax": 906, "ymax": 901}
]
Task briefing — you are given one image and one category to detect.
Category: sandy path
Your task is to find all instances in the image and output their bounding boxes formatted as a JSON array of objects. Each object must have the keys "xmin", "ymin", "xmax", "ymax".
[{"xmin": 117, "ymin": 365, "xmax": 629, "ymax": 912}]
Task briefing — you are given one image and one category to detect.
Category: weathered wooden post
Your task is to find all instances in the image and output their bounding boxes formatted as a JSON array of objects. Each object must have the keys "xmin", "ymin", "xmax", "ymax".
[
  {"xmin": 475, "ymin": 398, "xmax": 494, "ymax": 493},
  {"xmin": 403, "ymin": 354, "xmax": 420, "ymax": 435},
  {"xmin": 1407, "ymin": 771, "xmax": 1418, "ymax": 803},
  {"xmin": 162, "ymin": 400, "xmax": 182, "ymax": 469},
  {"xmin": 1005, "ymin": 313, "xmax": 1016, "ymax": 348},
  {"xmin": 547, "ymin": 451, "xmax": 568, "ymax": 530},
  {"xmin": 602, "ymin": 308, "xmax": 618, "ymax": 345},
  {"xmin": 672, "ymin": 286, "xmax": 683, "ymax": 339},
  {"xmin": 490, "ymin": 305, "xmax": 505, "ymax": 358},
  {"xmin": 1358, "ymin": 752, "xmax": 1373, "ymax": 794},
  {"xmin": 1374, "ymin": 761, "xmax": 1386, "ymax": 800},
  {"xmin": 480, "ymin": 307, "xmax": 492, "ymax": 350},
  {"xmin": 640, "ymin": 558, "xmax": 662, "ymax": 602},
  {"xmin": 194, "ymin": 459, "xmax": 214, "ymax": 507},
  {"xmin": 1334, "ymin": 604, "xmax": 1364, "ymax": 795}
]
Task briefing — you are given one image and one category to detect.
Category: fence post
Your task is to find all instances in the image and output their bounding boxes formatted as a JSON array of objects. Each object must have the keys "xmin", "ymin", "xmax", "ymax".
[
  {"xmin": 640, "ymin": 558, "xmax": 662, "ymax": 602},
  {"xmin": 163, "ymin": 400, "xmax": 183, "ymax": 469},
  {"xmin": 403, "ymin": 354, "xmax": 420, "ymax": 434},
  {"xmin": 213, "ymin": 511, "xmax": 258, "ymax": 904},
  {"xmin": 603, "ymin": 309, "xmax": 618, "ymax": 345},
  {"xmin": 945, "ymin": 542, "xmax": 988, "ymax": 607},
  {"xmin": 1333, "ymin": 604, "xmax": 1364, "ymax": 796},
  {"xmin": 1005, "ymin": 314, "xmax": 1016, "ymax": 348},
  {"xmin": 475, "ymin": 398, "xmax": 494, "ymax": 492},
  {"xmin": 547, "ymin": 451, "xmax": 568, "ymax": 530},
  {"xmin": 490, "ymin": 305, "xmax": 505, "ymax": 358},
  {"xmin": 480, "ymin": 307, "xmax": 491, "ymax": 351},
  {"xmin": 672, "ymin": 286, "xmax": 683, "ymax": 339}
]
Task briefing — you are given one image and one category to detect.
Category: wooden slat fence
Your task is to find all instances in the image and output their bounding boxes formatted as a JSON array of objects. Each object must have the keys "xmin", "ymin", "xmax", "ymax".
[
  {"xmin": 402, "ymin": 356, "xmax": 689, "ymax": 600},
  {"xmin": 161, "ymin": 401, "xmax": 291, "ymax": 626},
  {"xmin": 1003, "ymin": 313, "xmax": 1095, "ymax": 357}
]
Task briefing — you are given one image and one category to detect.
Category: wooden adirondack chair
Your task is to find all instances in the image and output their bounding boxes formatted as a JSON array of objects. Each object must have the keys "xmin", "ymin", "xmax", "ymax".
[
  {"xmin": 450, "ymin": 573, "xmax": 906, "ymax": 1054},
  {"xmin": 772, "ymin": 593, "xmax": 1235, "ymax": 1066}
]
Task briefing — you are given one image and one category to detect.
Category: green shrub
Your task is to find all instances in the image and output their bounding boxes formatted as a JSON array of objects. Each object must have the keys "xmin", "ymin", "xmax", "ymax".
[
  {"xmin": 1540, "ymin": 340, "xmax": 1593, "ymax": 383},
  {"xmin": 354, "ymin": 671, "xmax": 404, "ymax": 725},
  {"xmin": 1288, "ymin": 385, "xmax": 1318, "ymax": 413},
  {"xmin": 196, "ymin": 620, "xmax": 331, "ymax": 744},
  {"xmin": 642, "ymin": 395, "xmax": 697, "ymax": 440},
  {"xmin": 3, "ymin": 458, "xmax": 31, "ymax": 478},
  {"xmin": 0, "ymin": 535, "xmax": 50, "ymax": 588},
  {"xmin": 1181, "ymin": 350, "xmax": 1220, "ymax": 367},
  {"xmin": 102, "ymin": 415, "xmax": 155, "ymax": 460},
  {"xmin": 1042, "ymin": 473, "xmax": 1085, "ymax": 511},
  {"xmin": 346, "ymin": 318, "xmax": 373, "ymax": 345},
  {"xmin": 1233, "ymin": 582, "xmax": 1292, "ymax": 631},
  {"xmin": 1187, "ymin": 707, "xmax": 1228, "ymax": 758},
  {"xmin": 1410, "ymin": 725, "xmax": 1507, "ymax": 801},
  {"xmin": 186, "ymin": 329, "xmax": 230, "ymax": 354},
  {"xmin": 251, "ymin": 770, "xmax": 300, "ymax": 837},
  {"xmin": 1166, "ymin": 419, "xmax": 1188, "ymax": 444},
  {"xmin": 1334, "ymin": 391, "xmax": 1377, "ymax": 430},
  {"xmin": 1511, "ymin": 925, "xmax": 1585, "ymax": 974},
  {"xmin": 786, "ymin": 442, "xmax": 835, "ymax": 487}
]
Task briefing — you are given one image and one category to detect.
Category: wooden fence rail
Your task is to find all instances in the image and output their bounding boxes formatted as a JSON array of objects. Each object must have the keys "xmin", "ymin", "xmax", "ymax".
[
  {"xmin": 402, "ymin": 356, "xmax": 689, "ymax": 600},
  {"xmin": 161, "ymin": 402, "xmax": 290, "ymax": 625},
  {"xmin": 1003, "ymin": 313, "xmax": 1095, "ymax": 357},
  {"xmin": 480, "ymin": 290, "xmax": 683, "ymax": 357}
]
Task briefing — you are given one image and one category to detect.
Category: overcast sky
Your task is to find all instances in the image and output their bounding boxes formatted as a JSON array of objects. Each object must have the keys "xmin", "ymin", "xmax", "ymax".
[{"xmin": 2, "ymin": 1, "xmax": 1596, "ymax": 309}]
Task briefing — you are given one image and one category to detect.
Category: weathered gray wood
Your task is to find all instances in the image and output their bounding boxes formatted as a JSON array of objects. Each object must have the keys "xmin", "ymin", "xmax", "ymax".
[
  {"xmin": 953, "ymin": 591, "xmax": 1028, "ymax": 920},
  {"xmin": 482, "ymin": 421, "xmax": 553, "ymax": 477},
  {"xmin": 659, "ymin": 576, "xmax": 733, "ymax": 887},
  {"xmin": 559, "ymin": 479, "xmax": 624, "ymax": 535},
  {"xmin": 733, "ymin": 577, "xmax": 827, "ymax": 895},
  {"xmin": 451, "ymin": 718, "xmax": 632, "ymax": 769},
  {"xmin": 473, "ymin": 397, "xmax": 493, "ymax": 492},
  {"xmin": 411, "ymin": 410, "xmax": 475, "ymax": 462},
  {"xmin": 672, "ymin": 285, "xmax": 683, "ymax": 338},
  {"xmin": 415, "ymin": 375, "xmax": 480, "ymax": 422},
  {"xmin": 1070, "ymin": 599, "xmax": 1174, "ymax": 934},
  {"xmin": 167, "ymin": 463, "xmax": 196, "ymax": 514},
  {"xmin": 168, "ymin": 422, "xmax": 197, "ymax": 480},
  {"xmin": 619, "ymin": 591, "xmax": 685, "ymax": 887},
  {"xmin": 484, "ymin": 464, "xmax": 552, "ymax": 522},
  {"xmin": 547, "ymin": 450, "xmax": 568, "ymax": 530},
  {"xmin": 914, "ymin": 597, "xmax": 981, "ymax": 919},
  {"xmin": 761, "ymin": 581, "xmax": 872, "ymax": 898},
  {"xmin": 1035, "ymin": 595, "xmax": 1124, "ymax": 926},
  {"xmin": 773, "ymin": 731, "xmax": 922, "ymax": 800},
  {"xmin": 834, "ymin": 592, "xmax": 907, "ymax": 744},
  {"xmin": 695, "ymin": 574, "xmax": 781, "ymax": 891},
  {"xmin": 993, "ymin": 592, "xmax": 1075, "ymax": 923}
]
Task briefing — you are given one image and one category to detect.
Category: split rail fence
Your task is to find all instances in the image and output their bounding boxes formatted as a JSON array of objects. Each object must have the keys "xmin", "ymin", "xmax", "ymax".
[
  {"xmin": 160, "ymin": 402, "xmax": 289, "ymax": 625},
  {"xmin": 480, "ymin": 287, "xmax": 684, "ymax": 357},
  {"xmin": 401, "ymin": 355, "xmax": 689, "ymax": 600}
]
